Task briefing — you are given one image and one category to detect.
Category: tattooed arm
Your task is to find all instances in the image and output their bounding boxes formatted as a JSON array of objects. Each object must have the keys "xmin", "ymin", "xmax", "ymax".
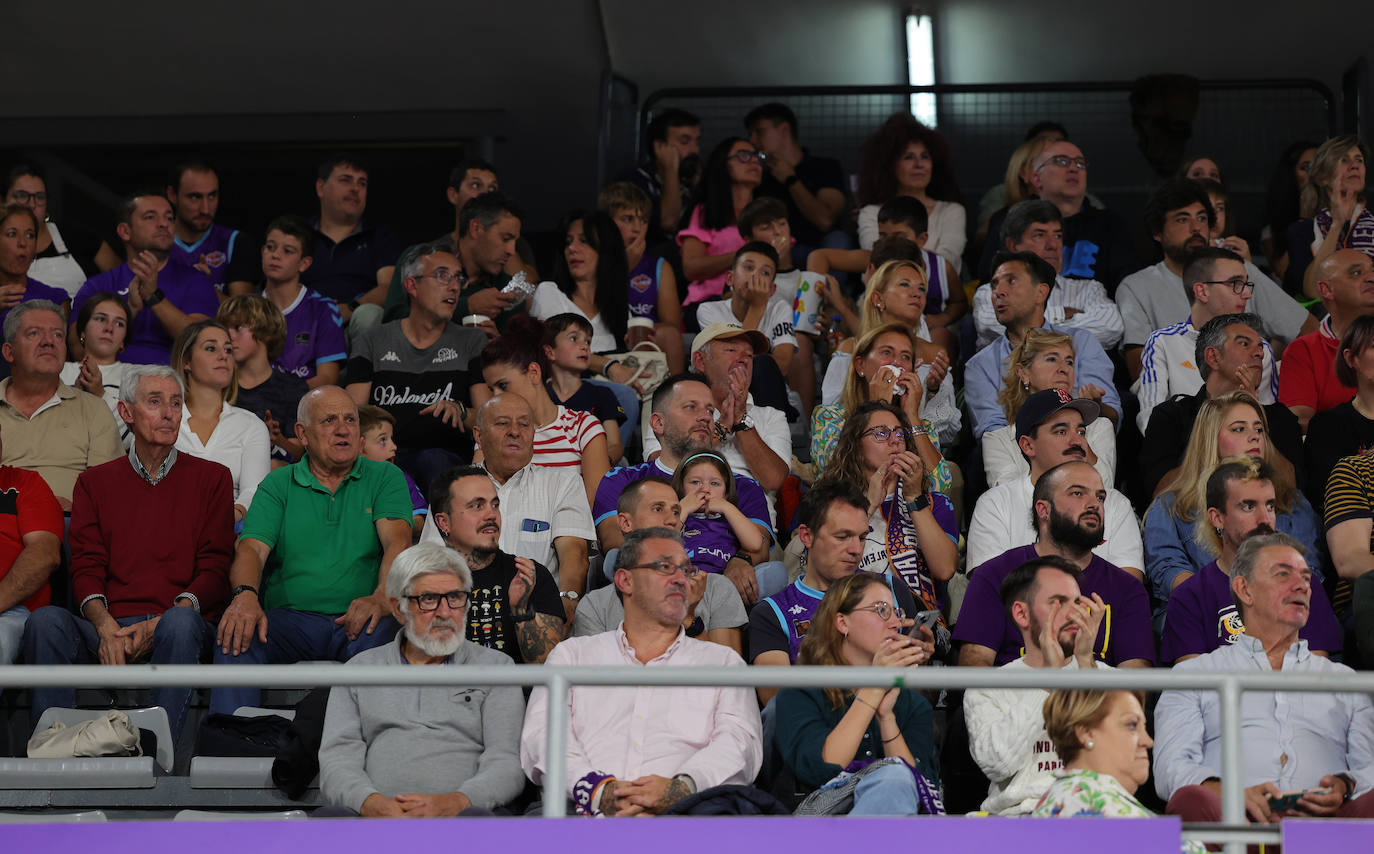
[{"xmin": 515, "ymin": 612, "xmax": 567, "ymax": 664}]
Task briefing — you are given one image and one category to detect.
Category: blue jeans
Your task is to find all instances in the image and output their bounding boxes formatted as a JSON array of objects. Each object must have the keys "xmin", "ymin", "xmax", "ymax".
[
  {"xmin": 844, "ymin": 762, "xmax": 922, "ymax": 816},
  {"xmin": 0, "ymin": 604, "xmax": 29, "ymax": 664},
  {"xmin": 210, "ymin": 609, "xmax": 398, "ymax": 714},
  {"xmin": 586, "ymin": 378, "xmax": 640, "ymax": 457},
  {"xmin": 21, "ymin": 605, "xmax": 213, "ymax": 741}
]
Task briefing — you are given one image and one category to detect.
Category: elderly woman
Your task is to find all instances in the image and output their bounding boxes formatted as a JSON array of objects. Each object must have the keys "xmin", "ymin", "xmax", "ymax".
[
  {"xmin": 856, "ymin": 114, "xmax": 965, "ymax": 269},
  {"xmin": 3, "ymin": 165, "xmax": 89, "ymax": 296},
  {"xmin": 818, "ymin": 401, "xmax": 958, "ymax": 628},
  {"xmin": 0, "ymin": 204, "xmax": 70, "ymax": 327},
  {"xmin": 172, "ymin": 320, "xmax": 271, "ymax": 523},
  {"xmin": 775, "ymin": 572, "xmax": 940, "ymax": 815},
  {"xmin": 1305, "ymin": 315, "xmax": 1374, "ymax": 512},
  {"xmin": 678, "ymin": 137, "xmax": 762, "ymax": 310},
  {"xmin": 820, "ymin": 259, "xmax": 958, "ymax": 445},
  {"xmin": 1033, "ymin": 689, "xmax": 1206, "ymax": 853},
  {"xmin": 1143, "ymin": 390, "xmax": 1320, "ymax": 605},
  {"xmin": 983, "ymin": 329, "xmax": 1115, "ymax": 487},
  {"xmin": 1286, "ymin": 135, "xmax": 1372, "ymax": 297}
]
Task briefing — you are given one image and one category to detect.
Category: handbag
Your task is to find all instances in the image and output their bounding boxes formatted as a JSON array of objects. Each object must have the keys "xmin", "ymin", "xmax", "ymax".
[
  {"xmin": 27, "ymin": 710, "xmax": 141, "ymax": 758},
  {"xmin": 794, "ymin": 756, "xmax": 945, "ymax": 816},
  {"xmin": 598, "ymin": 343, "xmax": 670, "ymax": 400}
]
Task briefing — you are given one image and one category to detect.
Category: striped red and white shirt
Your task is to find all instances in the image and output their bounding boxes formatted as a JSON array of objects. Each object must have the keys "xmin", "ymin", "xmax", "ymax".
[{"xmin": 533, "ymin": 405, "xmax": 606, "ymax": 469}]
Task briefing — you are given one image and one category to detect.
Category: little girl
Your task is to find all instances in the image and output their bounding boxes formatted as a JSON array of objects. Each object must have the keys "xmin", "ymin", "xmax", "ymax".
[{"xmin": 671, "ymin": 453, "xmax": 767, "ymax": 575}]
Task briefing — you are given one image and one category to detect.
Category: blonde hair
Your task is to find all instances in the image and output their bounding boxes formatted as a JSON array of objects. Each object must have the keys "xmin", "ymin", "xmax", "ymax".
[
  {"xmin": 860, "ymin": 259, "xmax": 927, "ymax": 334},
  {"xmin": 839, "ymin": 322, "xmax": 921, "ymax": 413},
  {"xmin": 1004, "ymin": 137, "xmax": 1053, "ymax": 208},
  {"xmin": 172, "ymin": 320, "xmax": 238, "ymax": 405},
  {"xmin": 1159, "ymin": 390, "xmax": 1294, "ymax": 524},
  {"xmin": 1300, "ymin": 135, "xmax": 1369, "ymax": 218},
  {"xmin": 997, "ymin": 328, "xmax": 1075, "ymax": 421},
  {"xmin": 1042, "ymin": 689, "xmax": 1146, "ymax": 767}
]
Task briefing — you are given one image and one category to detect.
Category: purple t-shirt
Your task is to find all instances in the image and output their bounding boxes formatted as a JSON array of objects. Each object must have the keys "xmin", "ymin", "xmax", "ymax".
[
  {"xmin": 402, "ymin": 468, "xmax": 428, "ymax": 517},
  {"xmin": 171, "ymin": 223, "xmax": 239, "ymax": 292},
  {"xmin": 272, "ymin": 286, "xmax": 347, "ymax": 380},
  {"xmin": 1160, "ymin": 560, "xmax": 1342, "ymax": 662},
  {"xmin": 628, "ymin": 254, "xmax": 663, "ymax": 321},
  {"xmin": 592, "ymin": 458, "xmax": 771, "ymax": 539},
  {"xmin": 749, "ymin": 574, "xmax": 920, "ymax": 663},
  {"xmin": 0, "ymin": 278, "xmax": 71, "ymax": 327},
  {"xmin": 682, "ymin": 513, "xmax": 737, "ymax": 574},
  {"xmin": 952, "ymin": 544, "xmax": 1156, "ymax": 666},
  {"xmin": 73, "ymin": 259, "xmax": 220, "ymax": 364}
]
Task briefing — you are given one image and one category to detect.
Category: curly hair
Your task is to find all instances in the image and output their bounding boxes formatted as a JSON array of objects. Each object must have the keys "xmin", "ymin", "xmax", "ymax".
[
  {"xmin": 818, "ymin": 400, "xmax": 917, "ymax": 487},
  {"xmin": 856, "ymin": 113, "xmax": 961, "ymax": 207}
]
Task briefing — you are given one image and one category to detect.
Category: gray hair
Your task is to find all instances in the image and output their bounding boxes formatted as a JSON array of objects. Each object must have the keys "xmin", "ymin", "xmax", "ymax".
[
  {"xmin": 3, "ymin": 299, "xmax": 64, "ymax": 345},
  {"xmin": 1194, "ymin": 312, "xmax": 1261, "ymax": 382},
  {"xmin": 1000, "ymin": 199, "xmax": 1062, "ymax": 247},
  {"xmin": 398, "ymin": 240, "xmax": 452, "ymax": 284},
  {"xmin": 1232, "ymin": 532, "xmax": 1307, "ymax": 615},
  {"xmin": 386, "ymin": 543, "xmax": 473, "ymax": 604},
  {"xmin": 118, "ymin": 364, "xmax": 184, "ymax": 406},
  {"xmin": 614, "ymin": 526, "xmax": 685, "ymax": 572}
]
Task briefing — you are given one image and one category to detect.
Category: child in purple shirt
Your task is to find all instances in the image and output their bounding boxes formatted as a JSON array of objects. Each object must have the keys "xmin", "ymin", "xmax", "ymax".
[
  {"xmin": 259, "ymin": 216, "xmax": 346, "ymax": 387},
  {"xmin": 671, "ymin": 453, "xmax": 767, "ymax": 575}
]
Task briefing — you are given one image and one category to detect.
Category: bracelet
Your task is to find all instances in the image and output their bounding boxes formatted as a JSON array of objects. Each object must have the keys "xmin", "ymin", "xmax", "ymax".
[
  {"xmin": 882, "ymin": 732, "xmax": 903, "ymax": 744},
  {"xmin": 144, "ymin": 288, "xmax": 166, "ymax": 307},
  {"xmin": 853, "ymin": 694, "xmax": 878, "ymax": 712}
]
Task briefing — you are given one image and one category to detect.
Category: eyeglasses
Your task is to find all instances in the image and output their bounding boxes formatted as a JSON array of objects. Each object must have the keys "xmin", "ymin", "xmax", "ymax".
[
  {"xmin": 419, "ymin": 269, "xmax": 459, "ymax": 284},
  {"xmin": 625, "ymin": 560, "xmax": 702, "ymax": 578},
  {"xmin": 405, "ymin": 590, "xmax": 471, "ymax": 612},
  {"xmin": 860, "ymin": 426, "xmax": 909, "ymax": 443},
  {"xmin": 1201, "ymin": 277, "xmax": 1255, "ymax": 296},
  {"xmin": 1041, "ymin": 155, "xmax": 1088, "ymax": 170},
  {"xmin": 849, "ymin": 602, "xmax": 905, "ymax": 621},
  {"xmin": 729, "ymin": 150, "xmax": 762, "ymax": 163},
  {"xmin": 8, "ymin": 190, "xmax": 46, "ymax": 204}
]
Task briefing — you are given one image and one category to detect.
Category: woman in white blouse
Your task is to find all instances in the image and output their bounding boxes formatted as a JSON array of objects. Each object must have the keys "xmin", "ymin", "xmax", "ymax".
[
  {"xmin": 171, "ymin": 320, "xmax": 270, "ymax": 523},
  {"xmin": 856, "ymin": 113, "xmax": 966, "ymax": 270}
]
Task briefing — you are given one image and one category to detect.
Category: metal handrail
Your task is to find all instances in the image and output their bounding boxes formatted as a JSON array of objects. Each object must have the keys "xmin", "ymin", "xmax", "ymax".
[{"xmin": 2, "ymin": 663, "xmax": 1367, "ymax": 848}]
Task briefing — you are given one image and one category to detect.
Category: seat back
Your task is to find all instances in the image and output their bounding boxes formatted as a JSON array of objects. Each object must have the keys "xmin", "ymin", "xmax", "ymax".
[{"xmin": 34, "ymin": 706, "xmax": 173, "ymax": 773}]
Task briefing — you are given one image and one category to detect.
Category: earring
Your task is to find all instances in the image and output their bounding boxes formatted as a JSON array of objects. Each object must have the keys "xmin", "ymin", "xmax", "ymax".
[
  {"xmin": 874, "ymin": 302, "xmax": 884, "ymax": 311},
  {"xmin": 1021, "ymin": 381, "xmax": 1030, "ymax": 391},
  {"xmin": 1085, "ymin": 741, "xmax": 1095, "ymax": 750}
]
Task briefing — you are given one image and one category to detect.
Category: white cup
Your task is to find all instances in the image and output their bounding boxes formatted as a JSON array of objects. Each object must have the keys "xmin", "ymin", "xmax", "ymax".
[
  {"xmin": 462, "ymin": 314, "xmax": 492, "ymax": 327},
  {"xmin": 792, "ymin": 272, "xmax": 826, "ymax": 335},
  {"xmin": 627, "ymin": 316, "xmax": 654, "ymax": 331}
]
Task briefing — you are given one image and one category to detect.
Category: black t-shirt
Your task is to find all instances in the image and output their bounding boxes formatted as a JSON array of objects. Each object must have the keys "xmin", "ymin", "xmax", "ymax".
[
  {"xmin": 549, "ymin": 380, "xmax": 626, "ymax": 425},
  {"xmin": 234, "ymin": 369, "xmax": 309, "ymax": 462},
  {"xmin": 347, "ymin": 320, "xmax": 486, "ymax": 454},
  {"xmin": 746, "ymin": 573, "xmax": 920, "ymax": 663},
  {"xmin": 1304, "ymin": 402, "xmax": 1374, "ymax": 513},
  {"xmin": 756, "ymin": 151, "xmax": 847, "ymax": 246},
  {"xmin": 978, "ymin": 202, "xmax": 1136, "ymax": 295},
  {"xmin": 466, "ymin": 550, "xmax": 565, "ymax": 663}
]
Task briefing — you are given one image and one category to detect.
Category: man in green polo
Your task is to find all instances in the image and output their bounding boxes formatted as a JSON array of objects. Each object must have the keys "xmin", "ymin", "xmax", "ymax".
[{"xmin": 210, "ymin": 385, "xmax": 414, "ymax": 713}]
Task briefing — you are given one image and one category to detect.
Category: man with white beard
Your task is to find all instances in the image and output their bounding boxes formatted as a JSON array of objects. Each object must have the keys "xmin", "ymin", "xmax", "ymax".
[{"xmin": 318, "ymin": 544, "xmax": 528, "ymax": 817}]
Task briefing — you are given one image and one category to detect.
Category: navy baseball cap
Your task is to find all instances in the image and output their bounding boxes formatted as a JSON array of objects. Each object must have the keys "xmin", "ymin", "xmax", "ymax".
[{"xmin": 1014, "ymin": 388, "xmax": 1100, "ymax": 440}]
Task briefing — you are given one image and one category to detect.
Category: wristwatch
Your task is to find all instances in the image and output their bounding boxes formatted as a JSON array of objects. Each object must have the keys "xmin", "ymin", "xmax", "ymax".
[
  {"xmin": 144, "ymin": 288, "xmax": 166, "ymax": 307},
  {"xmin": 1335, "ymin": 772, "xmax": 1357, "ymax": 803},
  {"xmin": 560, "ymin": 590, "xmax": 579, "ymax": 602},
  {"xmin": 730, "ymin": 414, "xmax": 756, "ymax": 434},
  {"xmin": 905, "ymin": 493, "xmax": 931, "ymax": 513},
  {"xmin": 231, "ymin": 584, "xmax": 259, "ymax": 600}
]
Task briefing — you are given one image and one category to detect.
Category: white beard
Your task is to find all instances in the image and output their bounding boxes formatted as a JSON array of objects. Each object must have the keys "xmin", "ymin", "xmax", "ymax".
[{"xmin": 404, "ymin": 617, "xmax": 464, "ymax": 658}]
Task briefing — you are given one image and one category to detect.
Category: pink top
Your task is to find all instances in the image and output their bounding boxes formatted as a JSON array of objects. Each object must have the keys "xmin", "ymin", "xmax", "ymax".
[
  {"xmin": 520, "ymin": 625, "xmax": 763, "ymax": 792},
  {"xmin": 533, "ymin": 405, "xmax": 606, "ymax": 469},
  {"xmin": 676, "ymin": 205, "xmax": 748, "ymax": 305}
]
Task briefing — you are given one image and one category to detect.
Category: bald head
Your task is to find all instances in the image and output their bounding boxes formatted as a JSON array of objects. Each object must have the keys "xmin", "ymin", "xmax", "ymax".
[
  {"xmin": 298, "ymin": 385, "xmax": 356, "ymax": 428},
  {"xmin": 475, "ymin": 393, "xmax": 534, "ymax": 479},
  {"xmin": 295, "ymin": 385, "xmax": 360, "ymax": 472},
  {"xmin": 1316, "ymin": 248, "xmax": 1374, "ymax": 317}
]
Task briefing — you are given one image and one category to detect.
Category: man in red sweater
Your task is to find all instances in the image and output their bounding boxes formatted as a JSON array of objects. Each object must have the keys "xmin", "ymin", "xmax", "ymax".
[{"xmin": 21, "ymin": 364, "xmax": 234, "ymax": 740}]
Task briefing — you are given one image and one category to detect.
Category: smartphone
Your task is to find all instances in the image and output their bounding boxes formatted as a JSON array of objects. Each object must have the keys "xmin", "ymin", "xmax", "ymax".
[
  {"xmin": 907, "ymin": 609, "xmax": 941, "ymax": 636},
  {"xmin": 1267, "ymin": 788, "xmax": 1330, "ymax": 811}
]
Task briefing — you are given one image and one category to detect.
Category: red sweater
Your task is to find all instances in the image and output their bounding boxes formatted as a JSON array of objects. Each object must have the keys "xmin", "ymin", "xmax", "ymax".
[
  {"xmin": 69, "ymin": 453, "xmax": 234, "ymax": 619},
  {"xmin": 0, "ymin": 466, "xmax": 64, "ymax": 610}
]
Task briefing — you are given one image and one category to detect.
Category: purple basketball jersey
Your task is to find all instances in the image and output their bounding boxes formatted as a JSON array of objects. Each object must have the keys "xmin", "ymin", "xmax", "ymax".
[
  {"xmin": 172, "ymin": 224, "xmax": 240, "ymax": 292},
  {"xmin": 681, "ymin": 513, "xmax": 739, "ymax": 574},
  {"xmin": 272, "ymin": 287, "xmax": 347, "ymax": 380},
  {"xmin": 627, "ymin": 254, "xmax": 662, "ymax": 321}
]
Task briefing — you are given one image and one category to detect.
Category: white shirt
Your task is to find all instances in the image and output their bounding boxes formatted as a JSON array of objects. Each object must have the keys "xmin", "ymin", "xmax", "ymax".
[
  {"xmin": 1133, "ymin": 317, "xmax": 1278, "ymax": 433},
  {"xmin": 972, "ymin": 276, "xmax": 1124, "ymax": 350},
  {"xmin": 965, "ymin": 657, "xmax": 1113, "ymax": 815},
  {"xmin": 1116, "ymin": 260, "xmax": 1308, "ymax": 349},
  {"xmin": 1154, "ymin": 634, "xmax": 1374, "ymax": 801},
  {"xmin": 530, "ymin": 281, "xmax": 617, "ymax": 353},
  {"xmin": 175, "ymin": 400, "xmax": 270, "ymax": 512},
  {"xmin": 29, "ymin": 222, "xmax": 88, "ymax": 297},
  {"xmin": 857, "ymin": 200, "xmax": 967, "ymax": 271},
  {"xmin": 420, "ymin": 462, "xmax": 595, "ymax": 582},
  {"xmin": 966, "ymin": 475, "xmax": 1144, "ymax": 573},
  {"xmin": 982, "ymin": 418, "xmax": 1116, "ymax": 488},
  {"xmin": 695, "ymin": 297, "xmax": 796, "ymax": 352}
]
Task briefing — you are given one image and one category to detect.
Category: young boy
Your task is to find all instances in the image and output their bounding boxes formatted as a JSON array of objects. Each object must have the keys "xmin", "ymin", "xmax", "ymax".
[
  {"xmin": 358, "ymin": 404, "xmax": 427, "ymax": 539},
  {"xmin": 217, "ymin": 294, "xmax": 308, "ymax": 466},
  {"xmin": 597, "ymin": 181, "xmax": 685, "ymax": 373},
  {"xmin": 544, "ymin": 312, "xmax": 628, "ymax": 464},
  {"xmin": 736, "ymin": 197, "xmax": 801, "ymax": 306},
  {"xmin": 694, "ymin": 242, "xmax": 797, "ymax": 380},
  {"xmin": 259, "ymin": 215, "xmax": 348, "ymax": 388}
]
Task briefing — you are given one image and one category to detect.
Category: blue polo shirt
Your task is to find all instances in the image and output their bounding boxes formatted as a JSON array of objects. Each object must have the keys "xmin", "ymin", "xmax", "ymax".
[{"xmin": 300, "ymin": 218, "xmax": 402, "ymax": 303}]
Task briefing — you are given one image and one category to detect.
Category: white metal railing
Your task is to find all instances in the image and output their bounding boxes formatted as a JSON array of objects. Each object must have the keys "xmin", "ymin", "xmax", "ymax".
[{"xmin": 5, "ymin": 663, "xmax": 1373, "ymax": 851}]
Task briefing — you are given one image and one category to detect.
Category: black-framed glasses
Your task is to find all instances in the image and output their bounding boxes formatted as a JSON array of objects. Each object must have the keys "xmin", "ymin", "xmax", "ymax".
[
  {"xmin": 8, "ymin": 190, "xmax": 46, "ymax": 204},
  {"xmin": 860, "ymin": 426, "xmax": 909, "ymax": 443},
  {"xmin": 850, "ymin": 602, "xmax": 905, "ymax": 621},
  {"xmin": 406, "ymin": 590, "xmax": 471, "ymax": 612},
  {"xmin": 1201, "ymin": 277, "xmax": 1255, "ymax": 296},
  {"xmin": 729, "ymin": 150, "xmax": 762, "ymax": 163},
  {"xmin": 1042, "ymin": 155, "xmax": 1088, "ymax": 170},
  {"xmin": 625, "ymin": 560, "xmax": 701, "ymax": 578}
]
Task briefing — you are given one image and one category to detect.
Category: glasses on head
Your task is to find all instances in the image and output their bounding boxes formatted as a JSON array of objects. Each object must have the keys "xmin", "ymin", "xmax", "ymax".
[
  {"xmin": 850, "ymin": 602, "xmax": 905, "ymax": 621},
  {"xmin": 1041, "ymin": 155, "xmax": 1088, "ymax": 171},
  {"xmin": 625, "ymin": 560, "xmax": 702, "ymax": 578},
  {"xmin": 729, "ymin": 150, "xmax": 762, "ymax": 163},
  {"xmin": 1201, "ymin": 277, "xmax": 1255, "ymax": 296},
  {"xmin": 860, "ymin": 426, "xmax": 908, "ymax": 443},
  {"xmin": 405, "ymin": 590, "xmax": 470, "ymax": 612},
  {"xmin": 8, "ymin": 190, "xmax": 46, "ymax": 205}
]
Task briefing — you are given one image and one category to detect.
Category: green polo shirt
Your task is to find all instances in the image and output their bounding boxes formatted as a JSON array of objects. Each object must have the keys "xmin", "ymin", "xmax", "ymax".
[{"xmin": 242, "ymin": 455, "xmax": 412, "ymax": 614}]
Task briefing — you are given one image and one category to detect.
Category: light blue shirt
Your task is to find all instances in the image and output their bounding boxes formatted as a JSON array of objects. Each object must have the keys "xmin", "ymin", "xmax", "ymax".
[
  {"xmin": 965, "ymin": 324, "xmax": 1121, "ymax": 439},
  {"xmin": 1153, "ymin": 633, "xmax": 1374, "ymax": 802}
]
